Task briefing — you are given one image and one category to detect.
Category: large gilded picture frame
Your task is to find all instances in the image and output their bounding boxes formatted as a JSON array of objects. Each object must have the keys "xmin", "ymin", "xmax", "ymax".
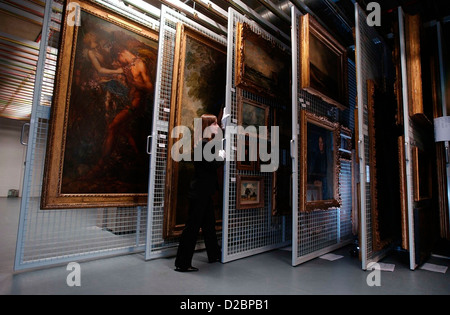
[
  {"xmin": 41, "ymin": 0, "xmax": 158, "ymax": 209},
  {"xmin": 299, "ymin": 14, "xmax": 348, "ymax": 109},
  {"xmin": 235, "ymin": 22, "xmax": 290, "ymax": 101},
  {"xmin": 299, "ymin": 111, "xmax": 340, "ymax": 212},
  {"xmin": 164, "ymin": 23, "xmax": 226, "ymax": 239}
]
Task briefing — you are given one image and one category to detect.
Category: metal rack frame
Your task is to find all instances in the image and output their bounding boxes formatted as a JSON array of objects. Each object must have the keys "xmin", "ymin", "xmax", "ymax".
[
  {"xmin": 12, "ymin": 0, "xmax": 357, "ymax": 271},
  {"xmin": 291, "ymin": 5, "xmax": 354, "ymax": 266}
]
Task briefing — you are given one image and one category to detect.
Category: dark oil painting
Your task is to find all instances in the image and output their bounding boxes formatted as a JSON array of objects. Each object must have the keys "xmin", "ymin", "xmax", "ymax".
[
  {"xmin": 309, "ymin": 32, "xmax": 340, "ymax": 104},
  {"xmin": 42, "ymin": 1, "xmax": 158, "ymax": 209},
  {"xmin": 61, "ymin": 11, "xmax": 158, "ymax": 195},
  {"xmin": 306, "ymin": 122, "xmax": 334, "ymax": 202}
]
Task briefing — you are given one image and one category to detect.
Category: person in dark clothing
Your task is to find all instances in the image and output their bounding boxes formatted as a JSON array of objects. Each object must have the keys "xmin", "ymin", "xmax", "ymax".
[{"xmin": 175, "ymin": 114, "xmax": 224, "ymax": 272}]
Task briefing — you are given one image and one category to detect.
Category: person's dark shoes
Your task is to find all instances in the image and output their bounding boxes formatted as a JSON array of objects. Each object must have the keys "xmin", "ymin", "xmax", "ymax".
[
  {"xmin": 175, "ymin": 266, "xmax": 199, "ymax": 272},
  {"xmin": 208, "ymin": 257, "xmax": 220, "ymax": 263}
]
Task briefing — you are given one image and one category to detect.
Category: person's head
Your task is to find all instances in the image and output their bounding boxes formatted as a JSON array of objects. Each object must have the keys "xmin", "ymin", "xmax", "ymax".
[
  {"xmin": 99, "ymin": 39, "xmax": 112, "ymax": 53},
  {"xmin": 83, "ymin": 32, "xmax": 98, "ymax": 49},
  {"xmin": 117, "ymin": 49, "xmax": 134, "ymax": 65},
  {"xmin": 318, "ymin": 136, "xmax": 324, "ymax": 153},
  {"xmin": 201, "ymin": 114, "xmax": 220, "ymax": 141}
]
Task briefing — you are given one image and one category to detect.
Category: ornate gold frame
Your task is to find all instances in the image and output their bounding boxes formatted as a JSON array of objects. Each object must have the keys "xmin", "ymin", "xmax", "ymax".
[
  {"xmin": 235, "ymin": 22, "xmax": 290, "ymax": 98},
  {"xmin": 299, "ymin": 14, "xmax": 348, "ymax": 109},
  {"xmin": 41, "ymin": 0, "xmax": 158, "ymax": 209},
  {"xmin": 299, "ymin": 111, "xmax": 341, "ymax": 212}
]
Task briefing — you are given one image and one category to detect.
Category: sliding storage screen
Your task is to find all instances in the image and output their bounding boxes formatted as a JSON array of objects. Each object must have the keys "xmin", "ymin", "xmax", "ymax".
[{"xmin": 291, "ymin": 6, "xmax": 355, "ymax": 266}]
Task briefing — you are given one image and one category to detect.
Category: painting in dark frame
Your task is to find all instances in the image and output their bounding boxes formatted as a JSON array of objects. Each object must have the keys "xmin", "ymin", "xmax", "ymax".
[
  {"xmin": 299, "ymin": 14, "xmax": 348, "ymax": 109},
  {"xmin": 235, "ymin": 22, "xmax": 290, "ymax": 104},
  {"xmin": 299, "ymin": 111, "xmax": 341, "ymax": 212}
]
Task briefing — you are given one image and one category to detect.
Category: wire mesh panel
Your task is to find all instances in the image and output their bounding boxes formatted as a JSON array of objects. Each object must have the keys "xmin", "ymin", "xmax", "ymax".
[
  {"xmin": 354, "ymin": 3, "xmax": 393, "ymax": 270},
  {"xmin": 145, "ymin": 6, "xmax": 227, "ymax": 260},
  {"xmin": 291, "ymin": 7, "xmax": 354, "ymax": 266},
  {"xmin": 397, "ymin": 7, "xmax": 418, "ymax": 270},
  {"xmin": 14, "ymin": 0, "xmax": 158, "ymax": 271},
  {"xmin": 221, "ymin": 8, "xmax": 291, "ymax": 263}
]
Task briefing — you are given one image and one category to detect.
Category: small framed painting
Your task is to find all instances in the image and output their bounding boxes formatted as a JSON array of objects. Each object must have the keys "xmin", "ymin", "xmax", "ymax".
[{"xmin": 236, "ymin": 175, "xmax": 265, "ymax": 210}]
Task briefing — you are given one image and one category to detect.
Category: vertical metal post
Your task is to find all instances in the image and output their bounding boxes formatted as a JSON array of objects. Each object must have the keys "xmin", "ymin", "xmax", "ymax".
[
  {"xmin": 354, "ymin": 3, "xmax": 367, "ymax": 270},
  {"xmin": 145, "ymin": 5, "xmax": 166, "ymax": 260},
  {"xmin": 136, "ymin": 206, "xmax": 141, "ymax": 246},
  {"xmin": 436, "ymin": 22, "xmax": 450, "ymax": 234},
  {"xmin": 290, "ymin": 5, "xmax": 300, "ymax": 266},
  {"xmin": 14, "ymin": 0, "xmax": 53, "ymax": 271},
  {"xmin": 398, "ymin": 7, "xmax": 416, "ymax": 270},
  {"xmin": 221, "ymin": 7, "xmax": 235, "ymax": 263}
]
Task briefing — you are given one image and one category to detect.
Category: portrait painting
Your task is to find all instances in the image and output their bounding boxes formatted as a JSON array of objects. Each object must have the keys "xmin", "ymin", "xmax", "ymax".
[
  {"xmin": 299, "ymin": 14, "xmax": 348, "ymax": 109},
  {"xmin": 235, "ymin": 22, "xmax": 290, "ymax": 104},
  {"xmin": 236, "ymin": 175, "xmax": 265, "ymax": 210},
  {"xmin": 300, "ymin": 111, "xmax": 340, "ymax": 212},
  {"xmin": 164, "ymin": 24, "xmax": 226, "ymax": 238},
  {"xmin": 41, "ymin": 0, "xmax": 158, "ymax": 209}
]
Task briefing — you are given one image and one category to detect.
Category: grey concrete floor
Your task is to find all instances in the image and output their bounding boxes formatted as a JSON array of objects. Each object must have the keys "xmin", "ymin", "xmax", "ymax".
[{"xmin": 1, "ymin": 197, "xmax": 449, "ymax": 295}]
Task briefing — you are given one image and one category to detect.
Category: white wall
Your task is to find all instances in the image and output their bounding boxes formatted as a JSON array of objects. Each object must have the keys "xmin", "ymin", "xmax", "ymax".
[{"xmin": 0, "ymin": 118, "xmax": 27, "ymax": 197}]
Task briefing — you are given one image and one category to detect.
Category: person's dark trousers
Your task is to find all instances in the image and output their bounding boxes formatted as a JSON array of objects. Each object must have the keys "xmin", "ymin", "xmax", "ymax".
[{"xmin": 175, "ymin": 196, "xmax": 221, "ymax": 269}]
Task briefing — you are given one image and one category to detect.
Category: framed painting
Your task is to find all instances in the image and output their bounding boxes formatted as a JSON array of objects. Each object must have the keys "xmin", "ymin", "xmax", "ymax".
[
  {"xmin": 299, "ymin": 111, "xmax": 340, "ymax": 212},
  {"xmin": 367, "ymin": 80, "xmax": 402, "ymax": 251},
  {"xmin": 236, "ymin": 175, "xmax": 265, "ymax": 210},
  {"xmin": 164, "ymin": 23, "xmax": 226, "ymax": 238},
  {"xmin": 41, "ymin": 0, "xmax": 158, "ymax": 209},
  {"xmin": 235, "ymin": 22, "xmax": 290, "ymax": 102},
  {"xmin": 405, "ymin": 14, "xmax": 432, "ymax": 125},
  {"xmin": 237, "ymin": 94, "xmax": 269, "ymax": 138},
  {"xmin": 299, "ymin": 14, "xmax": 348, "ymax": 109}
]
